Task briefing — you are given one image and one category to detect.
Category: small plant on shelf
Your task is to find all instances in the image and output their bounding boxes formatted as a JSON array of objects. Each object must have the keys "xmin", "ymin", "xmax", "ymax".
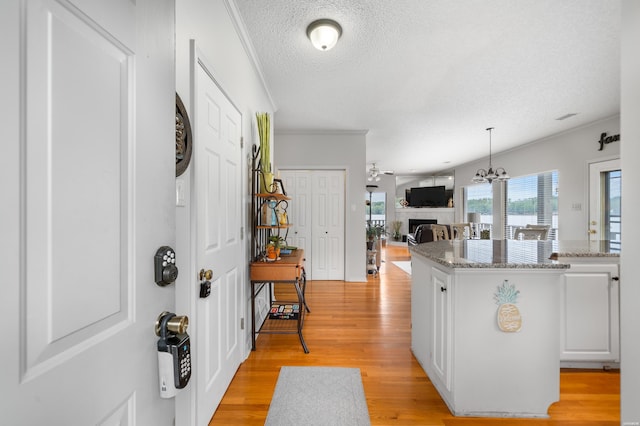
[{"xmin": 266, "ymin": 235, "xmax": 285, "ymax": 259}]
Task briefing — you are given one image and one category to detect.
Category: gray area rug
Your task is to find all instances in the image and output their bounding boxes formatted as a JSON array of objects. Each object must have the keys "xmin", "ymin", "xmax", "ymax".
[{"xmin": 265, "ymin": 366, "xmax": 371, "ymax": 426}]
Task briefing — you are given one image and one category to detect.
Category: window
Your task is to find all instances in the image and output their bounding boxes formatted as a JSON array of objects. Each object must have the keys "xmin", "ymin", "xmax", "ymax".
[
  {"xmin": 464, "ymin": 184, "xmax": 493, "ymax": 238},
  {"xmin": 366, "ymin": 191, "xmax": 386, "ymax": 228},
  {"xmin": 505, "ymin": 171, "xmax": 558, "ymax": 239}
]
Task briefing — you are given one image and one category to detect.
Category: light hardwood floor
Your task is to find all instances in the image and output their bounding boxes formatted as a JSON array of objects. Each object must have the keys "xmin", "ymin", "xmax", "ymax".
[{"xmin": 210, "ymin": 244, "xmax": 620, "ymax": 425}]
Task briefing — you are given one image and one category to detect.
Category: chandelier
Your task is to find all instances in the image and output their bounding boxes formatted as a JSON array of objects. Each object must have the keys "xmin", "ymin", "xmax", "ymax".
[{"xmin": 472, "ymin": 127, "xmax": 509, "ymax": 184}]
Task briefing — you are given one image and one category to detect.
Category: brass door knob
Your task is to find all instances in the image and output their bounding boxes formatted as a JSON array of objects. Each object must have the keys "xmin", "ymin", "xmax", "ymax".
[{"xmin": 199, "ymin": 269, "xmax": 213, "ymax": 280}]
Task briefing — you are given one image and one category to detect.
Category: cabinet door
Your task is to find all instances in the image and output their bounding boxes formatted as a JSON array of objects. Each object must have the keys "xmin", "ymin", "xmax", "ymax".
[
  {"xmin": 410, "ymin": 257, "xmax": 430, "ymax": 366},
  {"xmin": 432, "ymin": 267, "xmax": 452, "ymax": 390},
  {"xmin": 560, "ymin": 263, "xmax": 619, "ymax": 362}
]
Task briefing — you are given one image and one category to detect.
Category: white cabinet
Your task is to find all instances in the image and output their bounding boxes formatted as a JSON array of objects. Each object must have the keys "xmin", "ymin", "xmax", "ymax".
[
  {"xmin": 560, "ymin": 262, "xmax": 620, "ymax": 367},
  {"xmin": 410, "ymin": 252, "xmax": 563, "ymax": 417}
]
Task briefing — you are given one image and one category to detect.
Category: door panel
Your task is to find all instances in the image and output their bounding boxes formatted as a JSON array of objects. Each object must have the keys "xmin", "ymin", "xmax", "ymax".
[
  {"xmin": 1, "ymin": 0, "xmax": 175, "ymax": 424},
  {"xmin": 195, "ymin": 62, "xmax": 242, "ymax": 424},
  {"xmin": 560, "ymin": 263, "xmax": 620, "ymax": 361},
  {"xmin": 431, "ymin": 267, "xmax": 451, "ymax": 391},
  {"xmin": 312, "ymin": 171, "xmax": 345, "ymax": 280}
]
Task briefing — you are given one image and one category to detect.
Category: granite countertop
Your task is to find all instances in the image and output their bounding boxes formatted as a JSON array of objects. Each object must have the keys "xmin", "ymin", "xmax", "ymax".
[
  {"xmin": 409, "ymin": 239, "xmax": 618, "ymax": 269},
  {"xmin": 549, "ymin": 240, "xmax": 620, "ymax": 259}
]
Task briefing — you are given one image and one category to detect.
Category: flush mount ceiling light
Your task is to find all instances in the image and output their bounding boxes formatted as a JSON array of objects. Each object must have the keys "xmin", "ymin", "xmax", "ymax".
[
  {"xmin": 306, "ymin": 19, "xmax": 342, "ymax": 51},
  {"xmin": 471, "ymin": 127, "xmax": 510, "ymax": 184}
]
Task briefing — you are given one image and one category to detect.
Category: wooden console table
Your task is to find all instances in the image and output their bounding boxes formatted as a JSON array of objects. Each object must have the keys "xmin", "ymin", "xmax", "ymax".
[{"xmin": 250, "ymin": 249, "xmax": 310, "ymax": 353}]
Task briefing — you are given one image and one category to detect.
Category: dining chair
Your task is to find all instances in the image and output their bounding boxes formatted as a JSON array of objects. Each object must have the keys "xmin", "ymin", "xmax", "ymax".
[
  {"xmin": 513, "ymin": 227, "xmax": 548, "ymax": 240},
  {"xmin": 431, "ymin": 224, "xmax": 450, "ymax": 241},
  {"xmin": 450, "ymin": 223, "xmax": 472, "ymax": 240}
]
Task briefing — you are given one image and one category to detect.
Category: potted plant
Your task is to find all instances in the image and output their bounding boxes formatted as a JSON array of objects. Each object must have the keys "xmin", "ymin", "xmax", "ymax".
[
  {"xmin": 366, "ymin": 226, "xmax": 377, "ymax": 250},
  {"xmin": 267, "ymin": 235, "xmax": 284, "ymax": 259},
  {"xmin": 391, "ymin": 220, "xmax": 402, "ymax": 241},
  {"xmin": 366, "ymin": 223, "xmax": 386, "ymax": 250}
]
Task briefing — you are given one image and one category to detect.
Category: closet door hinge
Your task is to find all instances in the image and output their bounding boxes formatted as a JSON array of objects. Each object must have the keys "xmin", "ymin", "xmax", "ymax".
[
  {"xmin": 240, "ymin": 318, "xmax": 245, "ymax": 330},
  {"xmin": 240, "ymin": 136, "xmax": 244, "ymax": 148}
]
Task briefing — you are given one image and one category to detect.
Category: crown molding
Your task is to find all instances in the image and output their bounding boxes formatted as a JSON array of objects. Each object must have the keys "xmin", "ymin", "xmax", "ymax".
[
  {"xmin": 224, "ymin": 0, "xmax": 277, "ymax": 111},
  {"xmin": 275, "ymin": 129, "xmax": 369, "ymax": 136}
]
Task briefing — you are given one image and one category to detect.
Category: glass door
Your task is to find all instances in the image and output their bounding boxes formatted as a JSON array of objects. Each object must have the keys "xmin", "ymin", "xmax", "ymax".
[{"xmin": 589, "ymin": 159, "xmax": 621, "ymax": 250}]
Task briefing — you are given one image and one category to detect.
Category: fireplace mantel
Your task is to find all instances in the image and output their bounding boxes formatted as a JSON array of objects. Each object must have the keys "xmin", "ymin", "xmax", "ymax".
[{"xmin": 395, "ymin": 208, "xmax": 455, "ymax": 236}]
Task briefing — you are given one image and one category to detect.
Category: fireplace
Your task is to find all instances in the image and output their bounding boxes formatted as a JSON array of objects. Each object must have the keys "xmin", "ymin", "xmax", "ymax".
[{"xmin": 408, "ymin": 218, "xmax": 437, "ymax": 235}]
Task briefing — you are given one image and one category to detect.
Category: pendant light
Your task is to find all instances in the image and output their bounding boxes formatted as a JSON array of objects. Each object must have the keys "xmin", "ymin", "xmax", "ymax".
[{"xmin": 472, "ymin": 127, "xmax": 510, "ymax": 184}]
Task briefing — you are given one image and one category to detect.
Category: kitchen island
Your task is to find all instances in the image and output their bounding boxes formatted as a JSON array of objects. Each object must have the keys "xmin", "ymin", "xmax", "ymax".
[{"xmin": 410, "ymin": 239, "xmax": 569, "ymax": 418}]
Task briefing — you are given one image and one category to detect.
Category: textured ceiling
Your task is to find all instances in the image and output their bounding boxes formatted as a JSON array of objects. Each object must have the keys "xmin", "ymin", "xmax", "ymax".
[{"xmin": 233, "ymin": 0, "xmax": 620, "ymax": 176}]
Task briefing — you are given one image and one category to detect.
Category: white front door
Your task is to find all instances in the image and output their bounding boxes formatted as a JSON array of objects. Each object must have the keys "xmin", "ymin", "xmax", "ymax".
[
  {"xmin": 589, "ymin": 158, "xmax": 621, "ymax": 244},
  {"xmin": 1, "ymin": 0, "xmax": 176, "ymax": 424},
  {"xmin": 312, "ymin": 171, "xmax": 346, "ymax": 280},
  {"xmin": 194, "ymin": 59, "xmax": 243, "ymax": 424}
]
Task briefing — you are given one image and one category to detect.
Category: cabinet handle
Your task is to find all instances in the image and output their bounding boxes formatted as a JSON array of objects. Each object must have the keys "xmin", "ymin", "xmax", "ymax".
[
  {"xmin": 612, "ymin": 276, "xmax": 619, "ymax": 281},
  {"xmin": 440, "ymin": 286, "xmax": 447, "ymax": 292}
]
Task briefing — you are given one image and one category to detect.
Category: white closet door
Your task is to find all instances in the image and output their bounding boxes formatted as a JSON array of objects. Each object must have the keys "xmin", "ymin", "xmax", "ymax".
[
  {"xmin": 281, "ymin": 171, "xmax": 313, "ymax": 276},
  {"xmin": 312, "ymin": 171, "xmax": 345, "ymax": 280}
]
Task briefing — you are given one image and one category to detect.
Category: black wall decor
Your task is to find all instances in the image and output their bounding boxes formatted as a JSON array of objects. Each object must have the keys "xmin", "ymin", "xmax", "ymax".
[
  {"xmin": 176, "ymin": 93, "xmax": 193, "ymax": 177},
  {"xmin": 597, "ymin": 132, "xmax": 620, "ymax": 151}
]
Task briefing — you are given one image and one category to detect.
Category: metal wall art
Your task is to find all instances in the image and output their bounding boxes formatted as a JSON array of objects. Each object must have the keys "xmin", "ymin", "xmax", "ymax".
[{"xmin": 175, "ymin": 93, "xmax": 192, "ymax": 177}]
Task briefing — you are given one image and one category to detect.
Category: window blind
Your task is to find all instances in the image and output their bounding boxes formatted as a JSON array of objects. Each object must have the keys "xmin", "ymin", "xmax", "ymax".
[{"xmin": 505, "ymin": 171, "xmax": 558, "ymax": 239}]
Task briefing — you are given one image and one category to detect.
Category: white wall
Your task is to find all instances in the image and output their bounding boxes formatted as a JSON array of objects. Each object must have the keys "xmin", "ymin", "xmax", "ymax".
[
  {"xmin": 621, "ymin": 1, "xmax": 640, "ymax": 423},
  {"xmin": 275, "ymin": 130, "xmax": 368, "ymax": 282},
  {"xmin": 174, "ymin": 0, "xmax": 276, "ymax": 423},
  {"xmin": 453, "ymin": 116, "xmax": 620, "ymax": 240}
]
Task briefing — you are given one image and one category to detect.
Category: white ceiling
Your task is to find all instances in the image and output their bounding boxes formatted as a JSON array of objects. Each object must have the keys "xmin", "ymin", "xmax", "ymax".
[{"xmin": 233, "ymin": 0, "xmax": 620, "ymax": 176}]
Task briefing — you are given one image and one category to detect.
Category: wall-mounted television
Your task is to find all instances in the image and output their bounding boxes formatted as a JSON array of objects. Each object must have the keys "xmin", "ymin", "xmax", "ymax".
[{"xmin": 406, "ymin": 185, "xmax": 447, "ymax": 207}]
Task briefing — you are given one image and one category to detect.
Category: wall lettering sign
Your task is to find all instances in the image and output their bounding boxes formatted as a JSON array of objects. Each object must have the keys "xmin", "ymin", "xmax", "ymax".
[{"xmin": 597, "ymin": 132, "xmax": 620, "ymax": 151}]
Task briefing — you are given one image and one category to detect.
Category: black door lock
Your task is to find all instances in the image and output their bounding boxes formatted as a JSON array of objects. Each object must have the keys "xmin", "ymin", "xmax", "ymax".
[
  {"xmin": 200, "ymin": 281, "xmax": 211, "ymax": 298},
  {"xmin": 155, "ymin": 246, "xmax": 179, "ymax": 286}
]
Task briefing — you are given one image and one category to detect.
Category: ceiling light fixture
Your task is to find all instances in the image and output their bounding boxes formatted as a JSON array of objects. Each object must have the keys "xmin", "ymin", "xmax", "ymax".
[
  {"xmin": 367, "ymin": 163, "xmax": 394, "ymax": 182},
  {"xmin": 306, "ymin": 19, "xmax": 342, "ymax": 51},
  {"xmin": 471, "ymin": 127, "xmax": 510, "ymax": 184},
  {"xmin": 368, "ymin": 163, "xmax": 381, "ymax": 182}
]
